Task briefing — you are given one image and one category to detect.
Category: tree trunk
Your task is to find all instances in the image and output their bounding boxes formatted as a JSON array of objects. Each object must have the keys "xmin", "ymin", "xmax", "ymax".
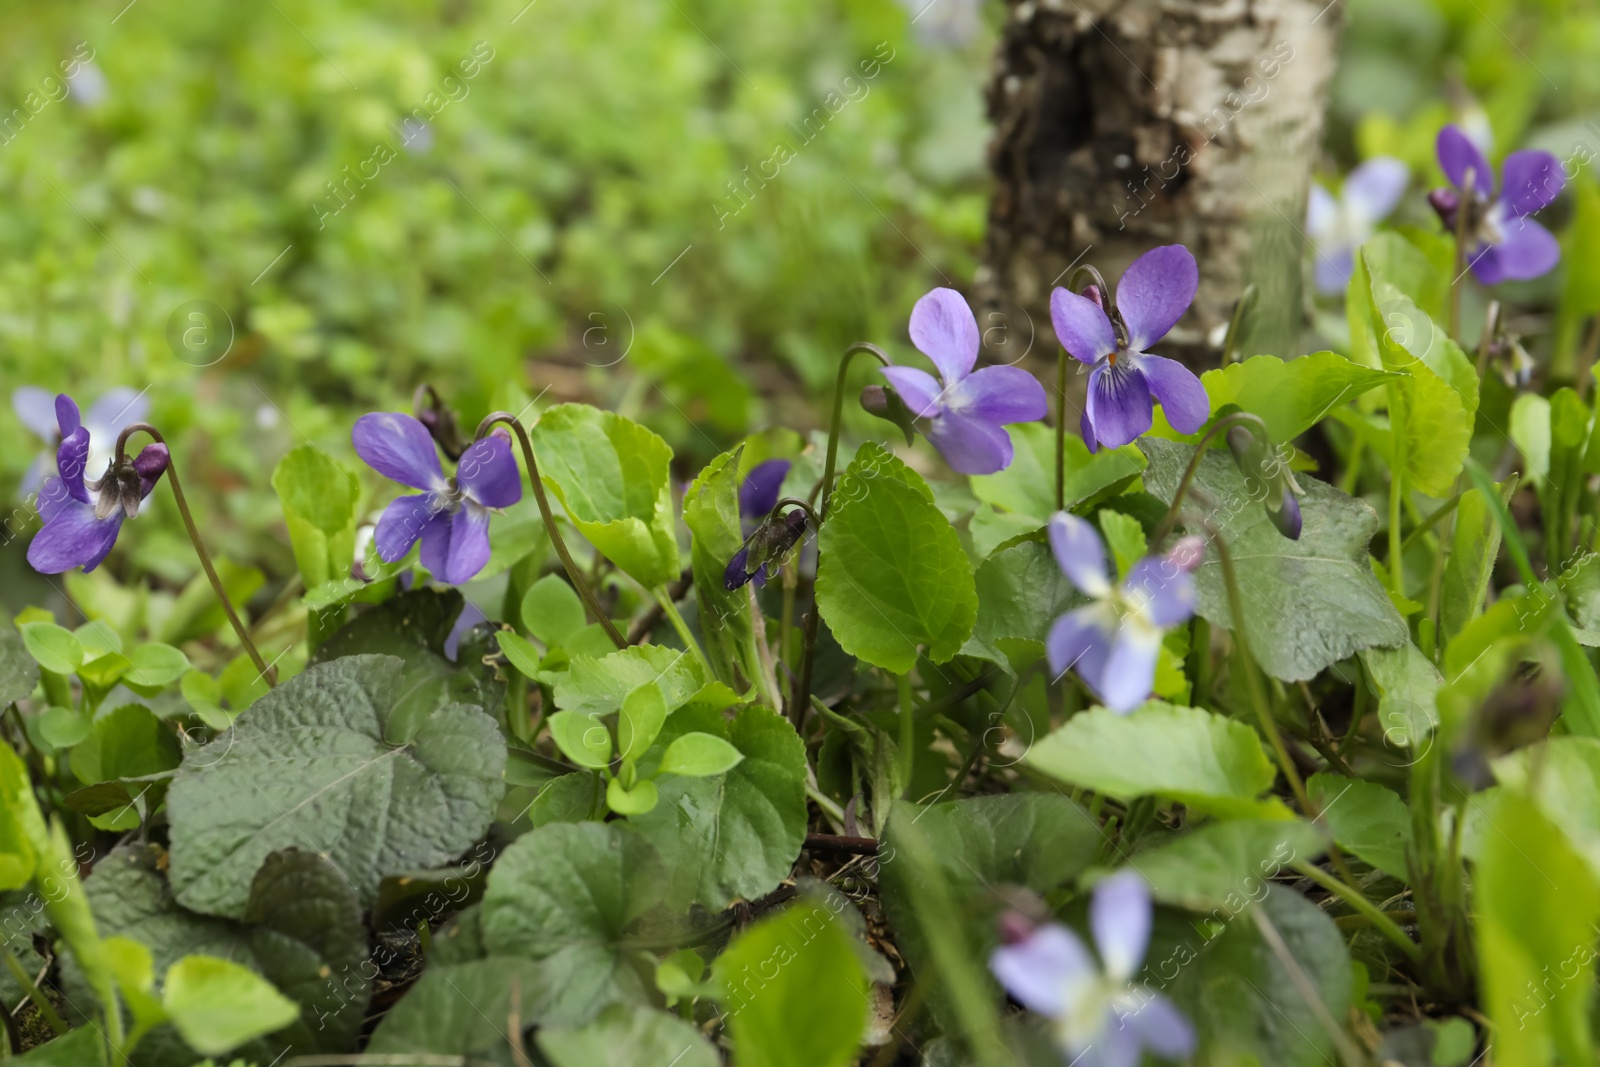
[{"xmin": 979, "ymin": 0, "xmax": 1343, "ymax": 366}]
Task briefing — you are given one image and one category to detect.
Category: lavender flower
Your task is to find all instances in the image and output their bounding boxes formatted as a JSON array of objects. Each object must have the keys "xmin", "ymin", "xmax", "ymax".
[
  {"xmin": 991, "ymin": 871, "xmax": 1195, "ymax": 1067},
  {"xmin": 13, "ymin": 385, "xmax": 148, "ymax": 493},
  {"xmin": 1045, "ymin": 514, "xmax": 1196, "ymax": 714},
  {"xmin": 27, "ymin": 394, "xmax": 169, "ymax": 574},
  {"xmin": 352, "ymin": 412, "xmax": 522, "ymax": 585},
  {"xmin": 1306, "ymin": 157, "xmax": 1409, "ymax": 293},
  {"xmin": 1050, "ymin": 246, "xmax": 1209, "ymax": 452},
  {"xmin": 1429, "ymin": 125, "xmax": 1564, "ymax": 285},
  {"xmin": 880, "ymin": 288, "xmax": 1048, "ymax": 475}
]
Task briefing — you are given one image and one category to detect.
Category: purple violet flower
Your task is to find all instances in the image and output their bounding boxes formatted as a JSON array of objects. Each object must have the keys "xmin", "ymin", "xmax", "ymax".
[
  {"xmin": 739, "ymin": 458, "xmax": 791, "ymax": 529},
  {"xmin": 352, "ymin": 412, "xmax": 522, "ymax": 586},
  {"xmin": 880, "ymin": 288, "xmax": 1048, "ymax": 475},
  {"xmin": 1045, "ymin": 513, "xmax": 1197, "ymax": 714},
  {"xmin": 27, "ymin": 394, "xmax": 169, "ymax": 574},
  {"xmin": 1051, "ymin": 246, "xmax": 1210, "ymax": 452},
  {"xmin": 13, "ymin": 385, "xmax": 149, "ymax": 493},
  {"xmin": 1306, "ymin": 157, "xmax": 1409, "ymax": 294},
  {"xmin": 1429, "ymin": 124, "xmax": 1564, "ymax": 285},
  {"xmin": 991, "ymin": 871, "xmax": 1195, "ymax": 1067}
]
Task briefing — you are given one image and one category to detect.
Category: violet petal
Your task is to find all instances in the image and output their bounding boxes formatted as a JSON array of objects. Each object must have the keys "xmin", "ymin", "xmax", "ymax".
[
  {"xmin": 1138, "ymin": 354, "xmax": 1210, "ymax": 434},
  {"xmin": 1085, "ymin": 363, "xmax": 1154, "ymax": 450},
  {"xmin": 28, "ymin": 499, "xmax": 124, "ymax": 574},
  {"xmin": 1471, "ymin": 218, "xmax": 1560, "ymax": 285},
  {"xmin": 1436, "ymin": 125, "xmax": 1494, "ymax": 198},
  {"xmin": 456, "ymin": 433, "xmax": 522, "ymax": 509},
  {"xmin": 353, "ymin": 412, "xmax": 448, "ymax": 492},
  {"xmin": 1090, "ymin": 870, "xmax": 1152, "ymax": 982},
  {"xmin": 908, "ymin": 287, "xmax": 980, "ymax": 385},
  {"xmin": 1116, "ymin": 245, "xmax": 1198, "ymax": 352},
  {"xmin": 1050, "ymin": 287, "xmax": 1118, "ymax": 366},
  {"xmin": 925, "ymin": 410, "xmax": 1014, "ymax": 475}
]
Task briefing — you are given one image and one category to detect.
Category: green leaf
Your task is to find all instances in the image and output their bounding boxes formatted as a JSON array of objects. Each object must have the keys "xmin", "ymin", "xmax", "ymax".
[
  {"xmin": 548, "ymin": 710, "xmax": 614, "ymax": 770},
  {"xmin": 497, "ymin": 630, "xmax": 544, "ymax": 677},
  {"xmin": 480, "ymin": 821, "xmax": 663, "ymax": 1025},
  {"xmin": 1169, "ymin": 886, "xmax": 1353, "ymax": 1067},
  {"xmin": 1475, "ymin": 791, "xmax": 1599, "ymax": 1066},
  {"xmin": 532, "ymin": 772, "xmax": 605, "ymax": 827},
  {"xmin": 1026, "ymin": 702, "xmax": 1278, "ymax": 816},
  {"xmin": 1358, "ymin": 642, "xmax": 1442, "ymax": 750},
  {"xmin": 962, "ymin": 538, "xmax": 1081, "ymax": 667},
  {"xmin": 271, "ymin": 444, "xmax": 359, "ymax": 590},
  {"xmin": 618, "ymin": 683, "xmax": 668, "ymax": 760},
  {"xmin": 0, "ymin": 623, "xmax": 40, "ymax": 707},
  {"xmin": 658, "ymin": 731, "xmax": 743, "ymax": 777},
  {"xmin": 20, "ymin": 621, "xmax": 82, "ymax": 676},
  {"xmin": 1441, "ymin": 483, "xmax": 1509, "ymax": 645},
  {"xmin": 124, "ymin": 643, "xmax": 191, "ymax": 689},
  {"xmin": 521, "ymin": 574, "xmax": 589, "ymax": 648},
  {"xmin": 38, "ymin": 706, "xmax": 92, "ymax": 749},
  {"xmin": 1151, "ymin": 352, "xmax": 1399, "ymax": 443},
  {"xmin": 1492, "ymin": 737, "xmax": 1600, "ymax": 883},
  {"xmin": 555, "ymin": 645, "xmax": 705, "ymax": 716},
  {"xmin": 969, "ymin": 421, "xmax": 1145, "ymax": 526},
  {"xmin": 606, "ymin": 776, "xmax": 660, "ymax": 815},
  {"xmin": 684, "ymin": 448, "xmax": 761, "ymax": 689},
  {"xmin": 162, "ymin": 954, "xmax": 300, "ymax": 1056},
  {"xmin": 1112, "ymin": 819, "xmax": 1324, "ymax": 912},
  {"xmin": 0, "ymin": 743, "xmax": 38, "ymax": 890},
  {"xmin": 1306, "ymin": 773, "xmax": 1413, "ymax": 879},
  {"xmin": 7, "ymin": 1026, "xmax": 106, "ymax": 1065},
  {"xmin": 816, "ymin": 443, "xmax": 977, "ymax": 672},
  {"xmin": 70, "ymin": 703, "xmax": 181, "ymax": 785},
  {"xmin": 365, "ymin": 957, "xmax": 547, "ymax": 1060},
  {"xmin": 531, "ymin": 403, "xmax": 679, "ymax": 588},
  {"xmin": 312, "ymin": 588, "xmax": 506, "ymax": 737},
  {"xmin": 166, "ymin": 654, "xmax": 506, "ymax": 918},
  {"xmin": 538, "ymin": 1003, "xmax": 719, "ymax": 1067},
  {"xmin": 630, "ymin": 705, "xmax": 807, "ymax": 910},
  {"xmin": 1141, "ymin": 437, "xmax": 1408, "ymax": 681},
  {"xmin": 1512, "ymin": 392, "xmax": 1552, "ymax": 483},
  {"xmin": 880, "ymin": 794, "xmax": 1100, "ymax": 1028},
  {"xmin": 1097, "ymin": 509, "xmax": 1147, "ymax": 578},
  {"xmin": 713, "ymin": 902, "xmax": 868, "ymax": 1067}
]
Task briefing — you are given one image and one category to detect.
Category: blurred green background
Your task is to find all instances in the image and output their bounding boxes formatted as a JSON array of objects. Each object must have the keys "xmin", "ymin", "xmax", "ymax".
[{"xmin": 1, "ymin": 0, "xmax": 1596, "ymax": 622}]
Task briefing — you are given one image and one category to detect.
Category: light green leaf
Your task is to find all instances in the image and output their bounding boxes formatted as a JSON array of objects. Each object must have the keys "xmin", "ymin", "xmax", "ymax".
[
  {"xmin": 1026, "ymin": 702, "xmax": 1278, "ymax": 816},
  {"xmin": 1475, "ymin": 792, "xmax": 1598, "ymax": 1067},
  {"xmin": 38, "ymin": 706, "xmax": 92, "ymax": 749},
  {"xmin": 21, "ymin": 621, "xmax": 82, "ymax": 676},
  {"xmin": 1358, "ymin": 642, "xmax": 1442, "ymax": 750},
  {"xmin": 1110, "ymin": 819, "xmax": 1324, "ymax": 912},
  {"xmin": 658, "ymin": 732, "xmax": 743, "ymax": 777},
  {"xmin": 480, "ymin": 821, "xmax": 664, "ymax": 1025},
  {"xmin": 1142, "ymin": 437, "xmax": 1408, "ymax": 681},
  {"xmin": 166, "ymin": 655, "xmax": 506, "ymax": 918},
  {"xmin": 521, "ymin": 574, "xmax": 589, "ymax": 648},
  {"xmin": 684, "ymin": 448, "xmax": 761, "ymax": 689},
  {"xmin": 6, "ymin": 1026, "xmax": 106, "ymax": 1065},
  {"xmin": 1441, "ymin": 483, "xmax": 1509, "ymax": 644},
  {"xmin": 497, "ymin": 630, "xmax": 544, "ymax": 677},
  {"xmin": 618, "ymin": 683, "xmax": 667, "ymax": 761},
  {"xmin": 548, "ymin": 710, "xmax": 614, "ymax": 770},
  {"xmin": 1150, "ymin": 352, "xmax": 1399, "ymax": 443},
  {"xmin": 969, "ymin": 421, "xmax": 1145, "ymax": 526},
  {"xmin": 538, "ymin": 1003, "xmax": 719, "ymax": 1067},
  {"xmin": 71, "ymin": 703, "xmax": 181, "ymax": 785},
  {"xmin": 531, "ymin": 403, "xmax": 679, "ymax": 588},
  {"xmin": 1097, "ymin": 509, "xmax": 1147, "ymax": 578},
  {"xmin": 1493, "ymin": 737, "xmax": 1600, "ymax": 884},
  {"xmin": 0, "ymin": 744, "xmax": 37, "ymax": 890},
  {"xmin": 162, "ymin": 955, "xmax": 300, "ymax": 1056},
  {"xmin": 713, "ymin": 903, "xmax": 868, "ymax": 1067},
  {"xmin": 1511, "ymin": 392, "xmax": 1552, "ymax": 483},
  {"xmin": 631, "ymin": 705, "xmax": 806, "ymax": 910},
  {"xmin": 0, "ymin": 624, "xmax": 40, "ymax": 707},
  {"xmin": 271, "ymin": 444, "xmax": 359, "ymax": 590},
  {"xmin": 1306, "ymin": 773, "xmax": 1413, "ymax": 880},
  {"xmin": 816, "ymin": 443, "xmax": 976, "ymax": 672},
  {"xmin": 606, "ymin": 776, "xmax": 660, "ymax": 815},
  {"xmin": 555, "ymin": 645, "xmax": 704, "ymax": 717},
  {"xmin": 125, "ymin": 643, "xmax": 191, "ymax": 689}
]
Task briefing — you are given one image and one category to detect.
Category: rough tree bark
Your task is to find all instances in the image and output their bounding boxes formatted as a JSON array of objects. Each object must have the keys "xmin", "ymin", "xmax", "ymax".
[{"xmin": 978, "ymin": 0, "xmax": 1343, "ymax": 366}]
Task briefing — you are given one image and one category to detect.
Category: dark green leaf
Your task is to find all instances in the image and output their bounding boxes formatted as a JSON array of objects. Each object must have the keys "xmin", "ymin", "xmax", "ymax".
[{"xmin": 1114, "ymin": 819, "xmax": 1324, "ymax": 912}]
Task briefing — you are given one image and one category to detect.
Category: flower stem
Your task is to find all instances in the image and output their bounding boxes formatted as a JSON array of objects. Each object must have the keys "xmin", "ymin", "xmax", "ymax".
[
  {"xmin": 897, "ymin": 671, "xmax": 916, "ymax": 796},
  {"xmin": 1150, "ymin": 411, "xmax": 1273, "ymax": 548},
  {"xmin": 1292, "ymin": 859, "xmax": 1423, "ymax": 966},
  {"xmin": 1448, "ymin": 173, "xmax": 1473, "ymax": 341},
  {"xmin": 793, "ymin": 342, "xmax": 892, "ymax": 727},
  {"xmin": 1055, "ymin": 347, "xmax": 1068, "ymax": 511},
  {"xmin": 477, "ymin": 413, "xmax": 626, "ymax": 650},
  {"xmin": 1385, "ymin": 383, "xmax": 1407, "ymax": 599},
  {"xmin": 116, "ymin": 424, "xmax": 275, "ymax": 686},
  {"xmin": 653, "ymin": 585, "xmax": 714, "ymax": 680}
]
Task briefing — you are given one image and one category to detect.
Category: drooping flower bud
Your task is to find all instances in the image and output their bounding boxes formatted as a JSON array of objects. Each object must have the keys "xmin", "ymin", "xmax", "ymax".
[
  {"xmin": 414, "ymin": 386, "xmax": 470, "ymax": 461},
  {"xmin": 1427, "ymin": 187, "xmax": 1460, "ymax": 232},
  {"xmin": 724, "ymin": 508, "xmax": 809, "ymax": 591},
  {"xmin": 1226, "ymin": 423, "xmax": 1302, "ymax": 541},
  {"xmin": 860, "ymin": 385, "xmax": 918, "ymax": 446},
  {"xmin": 1167, "ymin": 535, "xmax": 1206, "ymax": 573}
]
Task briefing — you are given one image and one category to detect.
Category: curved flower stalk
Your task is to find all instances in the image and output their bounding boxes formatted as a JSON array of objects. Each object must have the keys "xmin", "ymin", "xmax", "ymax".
[
  {"xmin": 991, "ymin": 871, "xmax": 1195, "ymax": 1067},
  {"xmin": 879, "ymin": 288, "xmax": 1048, "ymax": 475},
  {"xmin": 13, "ymin": 385, "xmax": 149, "ymax": 493},
  {"xmin": 1429, "ymin": 124, "xmax": 1564, "ymax": 286},
  {"xmin": 1306, "ymin": 157, "xmax": 1408, "ymax": 294},
  {"xmin": 725, "ymin": 461, "xmax": 805, "ymax": 591},
  {"xmin": 1045, "ymin": 513, "xmax": 1199, "ymax": 714},
  {"xmin": 353, "ymin": 412, "xmax": 522, "ymax": 586},
  {"xmin": 27, "ymin": 395, "xmax": 168, "ymax": 574},
  {"xmin": 1051, "ymin": 246, "xmax": 1210, "ymax": 451}
]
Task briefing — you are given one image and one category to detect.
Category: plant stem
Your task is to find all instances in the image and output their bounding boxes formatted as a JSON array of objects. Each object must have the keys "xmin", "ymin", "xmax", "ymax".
[
  {"xmin": 1151, "ymin": 411, "xmax": 1273, "ymax": 547},
  {"xmin": 1385, "ymin": 383, "xmax": 1407, "ymax": 599},
  {"xmin": 477, "ymin": 413, "xmax": 626, "ymax": 650},
  {"xmin": 793, "ymin": 342, "xmax": 892, "ymax": 726},
  {"xmin": 116, "ymin": 424, "xmax": 274, "ymax": 685},
  {"xmin": 897, "ymin": 671, "xmax": 916, "ymax": 796},
  {"xmin": 1056, "ymin": 347, "xmax": 1068, "ymax": 511},
  {"xmin": 2, "ymin": 949, "xmax": 66, "ymax": 1036},
  {"xmin": 1293, "ymin": 860, "xmax": 1423, "ymax": 966},
  {"xmin": 653, "ymin": 586, "xmax": 713, "ymax": 680},
  {"xmin": 1448, "ymin": 173, "xmax": 1473, "ymax": 341}
]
